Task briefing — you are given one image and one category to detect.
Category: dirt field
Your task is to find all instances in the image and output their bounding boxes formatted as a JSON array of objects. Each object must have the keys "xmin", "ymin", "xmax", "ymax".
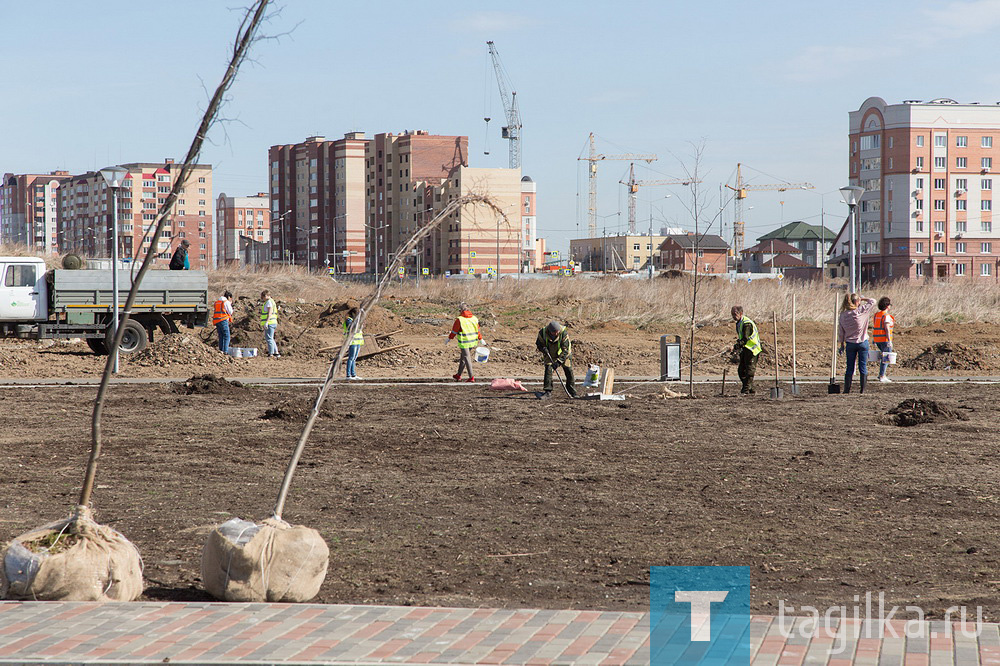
[{"xmin": 3, "ymin": 380, "xmax": 1000, "ymax": 618}]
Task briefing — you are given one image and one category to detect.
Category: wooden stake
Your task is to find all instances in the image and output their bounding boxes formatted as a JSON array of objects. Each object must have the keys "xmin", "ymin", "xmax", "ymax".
[
  {"xmin": 721, "ymin": 366, "xmax": 727, "ymax": 397},
  {"xmin": 772, "ymin": 311, "xmax": 780, "ymax": 388},
  {"xmin": 791, "ymin": 294, "xmax": 797, "ymax": 385},
  {"xmin": 599, "ymin": 367, "xmax": 616, "ymax": 396}
]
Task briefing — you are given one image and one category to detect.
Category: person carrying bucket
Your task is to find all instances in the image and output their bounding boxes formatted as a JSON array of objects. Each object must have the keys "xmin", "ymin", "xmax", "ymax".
[
  {"xmin": 873, "ymin": 296, "xmax": 895, "ymax": 383},
  {"xmin": 448, "ymin": 305, "xmax": 482, "ymax": 382},
  {"xmin": 731, "ymin": 305, "xmax": 761, "ymax": 395},
  {"xmin": 536, "ymin": 321, "xmax": 577, "ymax": 398}
]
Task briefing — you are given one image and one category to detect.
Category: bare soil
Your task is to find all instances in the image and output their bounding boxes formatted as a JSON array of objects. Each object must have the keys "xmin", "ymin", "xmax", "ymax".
[{"xmin": 3, "ymin": 381, "xmax": 1000, "ymax": 618}]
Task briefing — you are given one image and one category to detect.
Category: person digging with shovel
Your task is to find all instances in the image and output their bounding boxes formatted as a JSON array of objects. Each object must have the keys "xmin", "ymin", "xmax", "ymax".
[
  {"xmin": 536, "ymin": 320, "xmax": 577, "ymax": 398},
  {"xmin": 731, "ymin": 305, "xmax": 762, "ymax": 395}
]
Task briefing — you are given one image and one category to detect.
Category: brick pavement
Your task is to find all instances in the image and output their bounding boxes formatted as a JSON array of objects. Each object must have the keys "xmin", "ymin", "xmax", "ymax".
[{"xmin": 0, "ymin": 602, "xmax": 994, "ymax": 664}]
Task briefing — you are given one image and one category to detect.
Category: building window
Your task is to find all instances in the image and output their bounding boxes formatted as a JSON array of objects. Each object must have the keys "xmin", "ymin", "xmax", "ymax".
[
  {"xmin": 198, "ymin": 177, "xmax": 206, "ymax": 183},
  {"xmin": 934, "ymin": 242, "xmax": 945, "ymax": 253},
  {"xmin": 956, "ymin": 157, "xmax": 967, "ymax": 169},
  {"xmin": 982, "ymin": 242, "xmax": 992, "ymax": 253},
  {"xmin": 957, "ymin": 136, "xmax": 968, "ymax": 147},
  {"xmin": 983, "ymin": 200, "xmax": 993, "ymax": 211},
  {"xmin": 984, "ymin": 222, "xmax": 993, "ymax": 233},
  {"xmin": 888, "ymin": 137, "xmax": 894, "ymax": 148},
  {"xmin": 956, "ymin": 263, "xmax": 966, "ymax": 276},
  {"xmin": 915, "ymin": 242, "xmax": 924, "ymax": 253},
  {"xmin": 915, "ymin": 220, "xmax": 924, "ymax": 232},
  {"xmin": 916, "ymin": 157, "xmax": 924, "ymax": 169},
  {"xmin": 982, "ymin": 263, "xmax": 992, "ymax": 277},
  {"xmin": 934, "ymin": 178, "xmax": 945, "ymax": 189},
  {"xmin": 984, "ymin": 157, "xmax": 993, "ymax": 170},
  {"xmin": 935, "ymin": 135, "xmax": 947, "ymax": 147},
  {"xmin": 983, "ymin": 179, "xmax": 993, "ymax": 190},
  {"xmin": 934, "ymin": 199, "xmax": 946, "ymax": 211},
  {"xmin": 860, "ymin": 135, "xmax": 880, "ymax": 150},
  {"xmin": 915, "ymin": 178, "xmax": 924, "ymax": 189},
  {"xmin": 984, "ymin": 137, "xmax": 993, "ymax": 148},
  {"xmin": 887, "ymin": 263, "xmax": 893, "ymax": 277},
  {"xmin": 956, "ymin": 199, "xmax": 967, "ymax": 211},
  {"xmin": 935, "ymin": 220, "xmax": 945, "ymax": 233},
  {"xmin": 916, "ymin": 135, "xmax": 925, "ymax": 147},
  {"xmin": 956, "ymin": 178, "xmax": 968, "ymax": 191},
  {"xmin": 957, "ymin": 242, "xmax": 967, "ymax": 252},
  {"xmin": 916, "ymin": 263, "xmax": 924, "ymax": 277}
]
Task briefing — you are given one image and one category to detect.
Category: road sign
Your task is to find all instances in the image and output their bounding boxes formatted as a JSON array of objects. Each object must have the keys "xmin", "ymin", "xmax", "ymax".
[
  {"xmin": 487, "ymin": 266, "xmax": 495, "ymax": 275},
  {"xmin": 469, "ymin": 251, "xmax": 477, "ymax": 258},
  {"xmin": 467, "ymin": 267, "xmax": 475, "ymax": 275},
  {"xmin": 397, "ymin": 267, "xmax": 405, "ymax": 276},
  {"xmin": 421, "ymin": 267, "xmax": 429, "ymax": 276}
]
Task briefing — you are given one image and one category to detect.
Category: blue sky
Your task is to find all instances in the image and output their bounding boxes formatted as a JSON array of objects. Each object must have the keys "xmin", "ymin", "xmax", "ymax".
[{"xmin": 6, "ymin": 0, "xmax": 1000, "ymax": 253}]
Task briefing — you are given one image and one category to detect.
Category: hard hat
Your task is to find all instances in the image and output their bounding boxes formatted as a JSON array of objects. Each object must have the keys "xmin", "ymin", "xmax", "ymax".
[{"xmin": 546, "ymin": 321, "xmax": 563, "ymax": 335}]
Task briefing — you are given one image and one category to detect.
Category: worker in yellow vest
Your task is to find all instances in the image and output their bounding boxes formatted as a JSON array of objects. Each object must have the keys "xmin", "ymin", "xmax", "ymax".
[
  {"xmin": 873, "ymin": 296, "xmax": 895, "ymax": 383},
  {"xmin": 731, "ymin": 305, "xmax": 762, "ymax": 395},
  {"xmin": 536, "ymin": 320, "xmax": 577, "ymax": 398},
  {"xmin": 448, "ymin": 305, "xmax": 482, "ymax": 382},
  {"xmin": 344, "ymin": 307, "xmax": 365, "ymax": 380},
  {"xmin": 259, "ymin": 290, "xmax": 279, "ymax": 358},
  {"xmin": 212, "ymin": 290, "xmax": 234, "ymax": 353}
]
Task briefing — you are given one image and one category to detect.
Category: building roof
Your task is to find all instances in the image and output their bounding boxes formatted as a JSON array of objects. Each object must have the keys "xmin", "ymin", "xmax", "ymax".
[
  {"xmin": 758, "ymin": 220, "xmax": 838, "ymax": 242},
  {"xmin": 763, "ymin": 254, "xmax": 811, "ymax": 268},
  {"xmin": 742, "ymin": 239, "xmax": 800, "ymax": 255},
  {"xmin": 662, "ymin": 233, "xmax": 729, "ymax": 250}
]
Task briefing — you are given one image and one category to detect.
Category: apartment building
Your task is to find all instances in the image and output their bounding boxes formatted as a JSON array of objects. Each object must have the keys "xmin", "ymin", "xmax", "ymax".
[
  {"xmin": 1, "ymin": 171, "xmax": 71, "ymax": 252},
  {"xmin": 844, "ymin": 97, "xmax": 1000, "ymax": 282},
  {"xmin": 216, "ymin": 192, "xmax": 270, "ymax": 266},
  {"xmin": 268, "ymin": 133, "xmax": 369, "ymax": 273},
  {"xmin": 660, "ymin": 233, "xmax": 730, "ymax": 273},
  {"xmin": 569, "ymin": 234, "xmax": 666, "ymax": 272},
  {"xmin": 57, "ymin": 160, "xmax": 214, "ymax": 269},
  {"xmin": 520, "ymin": 176, "xmax": 539, "ymax": 272}
]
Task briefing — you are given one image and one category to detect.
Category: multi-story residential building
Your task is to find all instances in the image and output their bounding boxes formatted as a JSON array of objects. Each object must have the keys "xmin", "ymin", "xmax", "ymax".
[
  {"xmin": 570, "ymin": 234, "xmax": 666, "ymax": 273},
  {"xmin": 57, "ymin": 160, "xmax": 214, "ymax": 269},
  {"xmin": 268, "ymin": 133, "xmax": 368, "ymax": 273},
  {"xmin": 1, "ymin": 171, "xmax": 71, "ymax": 252},
  {"xmin": 366, "ymin": 130, "xmax": 469, "ymax": 275},
  {"xmin": 756, "ymin": 220, "xmax": 836, "ymax": 269},
  {"xmin": 216, "ymin": 192, "xmax": 270, "ymax": 266},
  {"xmin": 660, "ymin": 233, "xmax": 730, "ymax": 273},
  {"xmin": 843, "ymin": 97, "xmax": 1000, "ymax": 282},
  {"xmin": 520, "ymin": 176, "xmax": 539, "ymax": 272}
]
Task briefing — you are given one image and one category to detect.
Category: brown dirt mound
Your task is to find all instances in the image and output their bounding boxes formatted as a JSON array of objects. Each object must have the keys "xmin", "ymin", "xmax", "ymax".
[
  {"xmin": 260, "ymin": 401, "xmax": 340, "ymax": 421},
  {"xmin": 171, "ymin": 374, "xmax": 249, "ymax": 395},
  {"xmin": 902, "ymin": 343, "xmax": 988, "ymax": 371},
  {"xmin": 885, "ymin": 398, "xmax": 969, "ymax": 427},
  {"xmin": 129, "ymin": 334, "xmax": 236, "ymax": 368}
]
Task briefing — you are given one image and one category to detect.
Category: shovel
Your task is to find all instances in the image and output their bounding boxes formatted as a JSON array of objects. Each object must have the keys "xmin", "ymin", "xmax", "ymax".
[
  {"xmin": 769, "ymin": 311, "xmax": 783, "ymax": 399},
  {"xmin": 828, "ymin": 293, "xmax": 841, "ymax": 394},
  {"xmin": 790, "ymin": 294, "xmax": 800, "ymax": 395}
]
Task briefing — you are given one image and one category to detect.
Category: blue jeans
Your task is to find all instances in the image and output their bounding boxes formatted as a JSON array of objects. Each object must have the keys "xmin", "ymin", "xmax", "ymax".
[
  {"xmin": 346, "ymin": 344, "xmax": 361, "ymax": 377},
  {"xmin": 876, "ymin": 341, "xmax": 892, "ymax": 378},
  {"xmin": 845, "ymin": 340, "xmax": 869, "ymax": 378},
  {"xmin": 216, "ymin": 321, "xmax": 230, "ymax": 353},
  {"xmin": 264, "ymin": 324, "xmax": 278, "ymax": 356}
]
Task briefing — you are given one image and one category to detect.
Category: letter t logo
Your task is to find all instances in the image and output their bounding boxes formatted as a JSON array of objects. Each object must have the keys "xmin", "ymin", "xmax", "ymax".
[{"xmin": 675, "ymin": 590, "xmax": 729, "ymax": 641}]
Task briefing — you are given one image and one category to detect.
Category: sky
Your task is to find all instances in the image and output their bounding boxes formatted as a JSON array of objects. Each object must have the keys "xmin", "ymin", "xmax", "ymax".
[{"xmin": 6, "ymin": 0, "xmax": 1000, "ymax": 254}]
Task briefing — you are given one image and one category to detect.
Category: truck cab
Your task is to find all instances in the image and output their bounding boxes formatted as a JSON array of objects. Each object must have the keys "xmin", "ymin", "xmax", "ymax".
[{"xmin": 0, "ymin": 257, "xmax": 48, "ymax": 321}]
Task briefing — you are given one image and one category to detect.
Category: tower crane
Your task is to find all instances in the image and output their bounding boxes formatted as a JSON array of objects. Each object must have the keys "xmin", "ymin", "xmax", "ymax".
[
  {"xmin": 725, "ymin": 163, "xmax": 814, "ymax": 264},
  {"xmin": 619, "ymin": 163, "xmax": 700, "ymax": 235},
  {"xmin": 578, "ymin": 133, "xmax": 656, "ymax": 237},
  {"xmin": 486, "ymin": 41, "xmax": 522, "ymax": 169}
]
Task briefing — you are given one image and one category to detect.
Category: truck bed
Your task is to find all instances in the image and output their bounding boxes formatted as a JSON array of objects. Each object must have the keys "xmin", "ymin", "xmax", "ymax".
[{"xmin": 49, "ymin": 269, "xmax": 209, "ymax": 314}]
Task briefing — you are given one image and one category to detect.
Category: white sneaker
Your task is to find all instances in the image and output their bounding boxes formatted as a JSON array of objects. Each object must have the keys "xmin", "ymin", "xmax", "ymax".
[
  {"xmin": 879, "ymin": 376, "xmax": 892, "ymax": 383},
  {"xmin": 349, "ymin": 376, "xmax": 363, "ymax": 381}
]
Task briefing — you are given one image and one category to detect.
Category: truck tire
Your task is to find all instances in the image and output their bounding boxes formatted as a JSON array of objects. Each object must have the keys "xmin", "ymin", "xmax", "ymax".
[
  {"xmin": 86, "ymin": 338, "xmax": 109, "ymax": 355},
  {"xmin": 107, "ymin": 319, "xmax": 149, "ymax": 354}
]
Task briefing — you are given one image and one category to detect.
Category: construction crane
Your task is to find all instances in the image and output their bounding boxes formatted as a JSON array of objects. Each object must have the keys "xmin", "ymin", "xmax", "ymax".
[
  {"xmin": 619, "ymin": 163, "xmax": 700, "ymax": 235},
  {"xmin": 578, "ymin": 133, "xmax": 656, "ymax": 237},
  {"xmin": 725, "ymin": 163, "xmax": 814, "ymax": 263},
  {"xmin": 486, "ymin": 41, "xmax": 522, "ymax": 169}
]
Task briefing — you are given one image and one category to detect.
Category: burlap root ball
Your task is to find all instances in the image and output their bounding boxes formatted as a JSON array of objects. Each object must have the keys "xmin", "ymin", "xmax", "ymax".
[
  {"xmin": 1, "ymin": 507, "xmax": 143, "ymax": 601},
  {"xmin": 201, "ymin": 516, "xmax": 329, "ymax": 602}
]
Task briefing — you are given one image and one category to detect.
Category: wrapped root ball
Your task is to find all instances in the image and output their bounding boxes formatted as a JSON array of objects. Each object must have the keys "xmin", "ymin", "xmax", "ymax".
[
  {"xmin": 1, "ymin": 508, "xmax": 143, "ymax": 601},
  {"xmin": 201, "ymin": 516, "xmax": 328, "ymax": 602}
]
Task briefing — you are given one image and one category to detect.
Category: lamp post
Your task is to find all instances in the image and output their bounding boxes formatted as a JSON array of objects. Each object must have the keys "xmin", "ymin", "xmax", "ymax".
[
  {"xmin": 270, "ymin": 209, "xmax": 291, "ymax": 266},
  {"xmin": 840, "ymin": 185, "xmax": 865, "ymax": 292},
  {"xmin": 647, "ymin": 194, "xmax": 672, "ymax": 280},
  {"xmin": 99, "ymin": 166, "xmax": 129, "ymax": 374}
]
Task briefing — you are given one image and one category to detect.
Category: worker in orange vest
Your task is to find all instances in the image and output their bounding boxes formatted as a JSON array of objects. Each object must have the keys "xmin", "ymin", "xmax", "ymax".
[
  {"xmin": 448, "ymin": 304, "xmax": 482, "ymax": 382},
  {"xmin": 873, "ymin": 296, "xmax": 895, "ymax": 383},
  {"xmin": 213, "ymin": 291, "xmax": 234, "ymax": 353}
]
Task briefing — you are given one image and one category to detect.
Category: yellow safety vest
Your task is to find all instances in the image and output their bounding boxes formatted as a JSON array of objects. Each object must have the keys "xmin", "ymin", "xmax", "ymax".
[
  {"xmin": 344, "ymin": 319, "xmax": 365, "ymax": 346},
  {"xmin": 259, "ymin": 299, "xmax": 277, "ymax": 326},
  {"xmin": 737, "ymin": 316, "xmax": 761, "ymax": 356},
  {"xmin": 456, "ymin": 315, "xmax": 480, "ymax": 349}
]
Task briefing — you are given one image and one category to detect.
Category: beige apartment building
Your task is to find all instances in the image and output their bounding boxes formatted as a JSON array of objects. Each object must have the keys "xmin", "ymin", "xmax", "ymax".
[
  {"xmin": 844, "ymin": 97, "xmax": 1000, "ymax": 282},
  {"xmin": 1, "ymin": 171, "xmax": 71, "ymax": 252},
  {"xmin": 268, "ymin": 133, "xmax": 368, "ymax": 273},
  {"xmin": 57, "ymin": 160, "xmax": 214, "ymax": 269},
  {"xmin": 216, "ymin": 192, "xmax": 270, "ymax": 266},
  {"xmin": 570, "ymin": 234, "xmax": 665, "ymax": 272}
]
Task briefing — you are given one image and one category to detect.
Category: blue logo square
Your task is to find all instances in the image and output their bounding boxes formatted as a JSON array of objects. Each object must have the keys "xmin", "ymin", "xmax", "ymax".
[{"xmin": 650, "ymin": 566, "xmax": 755, "ymax": 665}]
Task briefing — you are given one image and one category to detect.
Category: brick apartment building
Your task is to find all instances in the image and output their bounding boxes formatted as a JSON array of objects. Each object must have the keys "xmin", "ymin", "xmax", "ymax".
[
  {"xmin": 659, "ymin": 233, "xmax": 729, "ymax": 273},
  {"xmin": 843, "ymin": 97, "xmax": 1000, "ymax": 282},
  {"xmin": 1, "ymin": 171, "xmax": 72, "ymax": 252},
  {"xmin": 216, "ymin": 192, "xmax": 270, "ymax": 266},
  {"xmin": 57, "ymin": 160, "xmax": 214, "ymax": 269},
  {"xmin": 268, "ymin": 133, "xmax": 368, "ymax": 273}
]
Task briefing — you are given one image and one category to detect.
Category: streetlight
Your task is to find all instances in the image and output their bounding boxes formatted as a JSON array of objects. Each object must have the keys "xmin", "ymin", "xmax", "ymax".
[
  {"xmin": 647, "ymin": 194, "xmax": 672, "ymax": 279},
  {"xmin": 98, "ymin": 166, "xmax": 128, "ymax": 374},
  {"xmin": 840, "ymin": 185, "xmax": 865, "ymax": 292},
  {"xmin": 270, "ymin": 209, "xmax": 291, "ymax": 266},
  {"xmin": 296, "ymin": 224, "xmax": 320, "ymax": 272}
]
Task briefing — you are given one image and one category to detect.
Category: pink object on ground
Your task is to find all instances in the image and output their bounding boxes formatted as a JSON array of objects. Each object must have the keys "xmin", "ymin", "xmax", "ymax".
[{"xmin": 490, "ymin": 378, "xmax": 527, "ymax": 391}]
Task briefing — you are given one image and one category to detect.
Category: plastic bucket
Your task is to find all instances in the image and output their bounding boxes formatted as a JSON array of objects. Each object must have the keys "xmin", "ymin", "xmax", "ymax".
[
  {"xmin": 886, "ymin": 351, "xmax": 897, "ymax": 365},
  {"xmin": 475, "ymin": 346, "xmax": 490, "ymax": 363},
  {"xmin": 583, "ymin": 364, "xmax": 600, "ymax": 388}
]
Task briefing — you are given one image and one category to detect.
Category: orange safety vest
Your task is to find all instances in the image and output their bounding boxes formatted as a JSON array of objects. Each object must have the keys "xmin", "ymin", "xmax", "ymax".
[
  {"xmin": 213, "ymin": 299, "xmax": 231, "ymax": 325},
  {"xmin": 873, "ymin": 310, "xmax": 892, "ymax": 343}
]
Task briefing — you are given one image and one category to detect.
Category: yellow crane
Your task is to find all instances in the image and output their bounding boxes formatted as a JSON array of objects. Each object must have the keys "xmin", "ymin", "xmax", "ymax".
[
  {"xmin": 619, "ymin": 163, "xmax": 699, "ymax": 235},
  {"xmin": 725, "ymin": 163, "xmax": 814, "ymax": 264},
  {"xmin": 578, "ymin": 133, "xmax": 656, "ymax": 237}
]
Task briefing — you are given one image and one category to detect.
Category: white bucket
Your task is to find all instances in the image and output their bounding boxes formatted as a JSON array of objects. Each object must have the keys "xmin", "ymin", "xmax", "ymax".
[
  {"xmin": 243, "ymin": 347, "xmax": 258, "ymax": 358},
  {"xmin": 885, "ymin": 351, "xmax": 897, "ymax": 365},
  {"xmin": 475, "ymin": 346, "xmax": 490, "ymax": 363},
  {"xmin": 228, "ymin": 348, "xmax": 244, "ymax": 358},
  {"xmin": 583, "ymin": 364, "xmax": 601, "ymax": 388}
]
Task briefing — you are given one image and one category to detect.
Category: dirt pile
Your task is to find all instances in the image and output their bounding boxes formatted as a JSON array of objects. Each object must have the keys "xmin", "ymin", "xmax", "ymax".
[
  {"xmin": 225, "ymin": 299, "xmax": 325, "ymax": 358},
  {"xmin": 885, "ymin": 398, "xmax": 969, "ymax": 427},
  {"xmin": 260, "ymin": 401, "xmax": 339, "ymax": 422},
  {"xmin": 902, "ymin": 343, "xmax": 989, "ymax": 371},
  {"xmin": 171, "ymin": 374, "xmax": 249, "ymax": 396},
  {"xmin": 130, "ymin": 334, "xmax": 235, "ymax": 368}
]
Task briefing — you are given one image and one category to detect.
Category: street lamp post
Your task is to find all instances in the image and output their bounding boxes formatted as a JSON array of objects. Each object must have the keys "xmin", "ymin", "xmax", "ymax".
[
  {"xmin": 840, "ymin": 185, "xmax": 865, "ymax": 293},
  {"xmin": 99, "ymin": 166, "xmax": 128, "ymax": 374}
]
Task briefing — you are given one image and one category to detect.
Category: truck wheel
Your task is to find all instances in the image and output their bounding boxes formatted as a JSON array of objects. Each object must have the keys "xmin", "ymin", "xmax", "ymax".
[
  {"xmin": 108, "ymin": 320, "xmax": 149, "ymax": 354},
  {"xmin": 86, "ymin": 338, "xmax": 109, "ymax": 355}
]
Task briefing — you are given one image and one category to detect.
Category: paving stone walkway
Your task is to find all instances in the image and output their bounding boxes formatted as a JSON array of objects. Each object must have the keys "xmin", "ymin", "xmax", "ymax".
[{"xmin": 0, "ymin": 602, "xmax": 995, "ymax": 664}]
